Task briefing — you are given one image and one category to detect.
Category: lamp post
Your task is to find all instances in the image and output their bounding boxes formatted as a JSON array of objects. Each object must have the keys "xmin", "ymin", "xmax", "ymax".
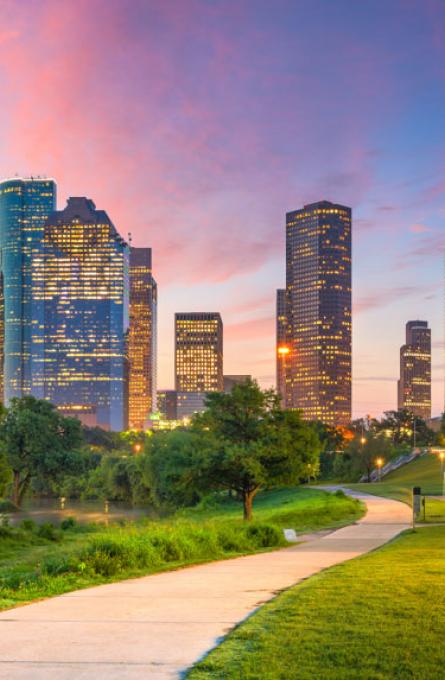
[
  {"xmin": 133, "ymin": 442, "xmax": 142, "ymax": 455},
  {"xmin": 375, "ymin": 457, "xmax": 384, "ymax": 483}
]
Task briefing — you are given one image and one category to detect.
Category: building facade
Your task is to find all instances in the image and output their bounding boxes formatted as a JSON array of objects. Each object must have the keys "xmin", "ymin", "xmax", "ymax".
[
  {"xmin": 285, "ymin": 201, "xmax": 352, "ymax": 425},
  {"xmin": 156, "ymin": 390, "xmax": 178, "ymax": 420},
  {"xmin": 128, "ymin": 247, "xmax": 157, "ymax": 430},
  {"xmin": 0, "ymin": 178, "xmax": 56, "ymax": 403},
  {"xmin": 398, "ymin": 320, "xmax": 431, "ymax": 420},
  {"xmin": 276, "ymin": 288, "xmax": 290, "ymax": 406},
  {"xmin": 39, "ymin": 197, "xmax": 129, "ymax": 431},
  {"xmin": 175, "ymin": 312, "xmax": 223, "ymax": 393},
  {"xmin": 223, "ymin": 375, "xmax": 251, "ymax": 393}
]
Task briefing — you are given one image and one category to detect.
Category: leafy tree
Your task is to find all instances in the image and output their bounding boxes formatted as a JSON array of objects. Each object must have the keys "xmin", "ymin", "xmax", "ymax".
[
  {"xmin": 192, "ymin": 380, "xmax": 321, "ymax": 520},
  {"xmin": 376, "ymin": 410, "xmax": 433, "ymax": 447},
  {"xmin": 333, "ymin": 434, "xmax": 394, "ymax": 482},
  {"xmin": 143, "ymin": 430, "xmax": 209, "ymax": 508},
  {"xmin": 0, "ymin": 396, "xmax": 83, "ymax": 507}
]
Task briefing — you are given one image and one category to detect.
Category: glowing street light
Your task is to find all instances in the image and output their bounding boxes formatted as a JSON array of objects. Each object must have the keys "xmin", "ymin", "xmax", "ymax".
[
  {"xmin": 133, "ymin": 442, "xmax": 142, "ymax": 455},
  {"xmin": 375, "ymin": 457, "xmax": 384, "ymax": 483},
  {"xmin": 360, "ymin": 436, "xmax": 366, "ymax": 445},
  {"xmin": 277, "ymin": 346, "xmax": 290, "ymax": 356}
]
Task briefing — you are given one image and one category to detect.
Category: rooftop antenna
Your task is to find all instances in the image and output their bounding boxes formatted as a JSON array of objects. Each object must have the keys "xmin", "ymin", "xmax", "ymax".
[{"xmin": 128, "ymin": 232, "xmax": 132, "ymax": 245}]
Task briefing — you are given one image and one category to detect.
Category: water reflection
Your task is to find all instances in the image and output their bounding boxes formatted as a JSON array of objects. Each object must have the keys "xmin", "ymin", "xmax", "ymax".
[{"xmin": 5, "ymin": 498, "xmax": 157, "ymax": 526}]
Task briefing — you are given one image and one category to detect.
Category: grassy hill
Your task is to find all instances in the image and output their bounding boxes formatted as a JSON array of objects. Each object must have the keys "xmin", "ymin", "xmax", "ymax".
[{"xmin": 350, "ymin": 453, "xmax": 445, "ymax": 521}]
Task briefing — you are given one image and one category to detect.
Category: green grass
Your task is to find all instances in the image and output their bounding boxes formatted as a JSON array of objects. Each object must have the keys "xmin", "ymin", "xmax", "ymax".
[
  {"xmin": 187, "ymin": 526, "xmax": 445, "ymax": 680},
  {"xmin": 0, "ymin": 487, "xmax": 363, "ymax": 611},
  {"xmin": 348, "ymin": 454, "xmax": 445, "ymax": 521}
]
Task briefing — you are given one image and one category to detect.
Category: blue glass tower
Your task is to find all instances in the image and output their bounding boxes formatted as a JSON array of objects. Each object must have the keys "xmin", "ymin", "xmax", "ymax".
[
  {"xmin": 0, "ymin": 178, "xmax": 56, "ymax": 403},
  {"xmin": 40, "ymin": 197, "xmax": 129, "ymax": 431}
]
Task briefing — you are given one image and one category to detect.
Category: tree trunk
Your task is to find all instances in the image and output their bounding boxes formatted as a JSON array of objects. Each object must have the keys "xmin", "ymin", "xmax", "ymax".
[
  {"xmin": 12, "ymin": 471, "xmax": 29, "ymax": 508},
  {"xmin": 243, "ymin": 489, "xmax": 258, "ymax": 521},
  {"xmin": 12, "ymin": 471, "xmax": 21, "ymax": 507}
]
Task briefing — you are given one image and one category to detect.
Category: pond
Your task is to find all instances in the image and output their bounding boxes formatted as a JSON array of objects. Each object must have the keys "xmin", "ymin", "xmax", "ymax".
[{"xmin": 4, "ymin": 497, "xmax": 159, "ymax": 527}]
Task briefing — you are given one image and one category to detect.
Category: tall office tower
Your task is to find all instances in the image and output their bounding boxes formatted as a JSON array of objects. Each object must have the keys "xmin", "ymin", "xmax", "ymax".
[
  {"xmin": 39, "ymin": 197, "xmax": 129, "ymax": 431},
  {"xmin": 175, "ymin": 313, "xmax": 223, "ymax": 393},
  {"xmin": 128, "ymin": 247, "xmax": 157, "ymax": 430},
  {"xmin": 0, "ymin": 178, "xmax": 56, "ymax": 403},
  {"xmin": 286, "ymin": 201, "xmax": 352, "ymax": 426},
  {"xmin": 276, "ymin": 288, "xmax": 290, "ymax": 407},
  {"xmin": 398, "ymin": 320, "xmax": 431, "ymax": 420}
]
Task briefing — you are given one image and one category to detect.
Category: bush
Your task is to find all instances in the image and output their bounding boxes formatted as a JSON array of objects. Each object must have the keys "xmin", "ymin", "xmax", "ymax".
[
  {"xmin": 0, "ymin": 499, "xmax": 19, "ymax": 512},
  {"xmin": 60, "ymin": 517, "xmax": 77, "ymax": 531},
  {"xmin": 334, "ymin": 489, "xmax": 346, "ymax": 499},
  {"xmin": 20, "ymin": 519, "xmax": 37, "ymax": 532},
  {"xmin": 37, "ymin": 522, "xmax": 62, "ymax": 542},
  {"xmin": 245, "ymin": 523, "xmax": 284, "ymax": 548}
]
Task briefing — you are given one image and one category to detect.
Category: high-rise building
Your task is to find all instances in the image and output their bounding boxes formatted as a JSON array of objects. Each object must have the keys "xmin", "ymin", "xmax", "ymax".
[
  {"xmin": 223, "ymin": 375, "xmax": 251, "ymax": 393},
  {"xmin": 175, "ymin": 313, "xmax": 223, "ymax": 394},
  {"xmin": 285, "ymin": 201, "xmax": 352, "ymax": 425},
  {"xmin": 128, "ymin": 247, "xmax": 157, "ymax": 430},
  {"xmin": 276, "ymin": 289, "xmax": 290, "ymax": 406},
  {"xmin": 38, "ymin": 197, "xmax": 129, "ymax": 431},
  {"xmin": 157, "ymin": 390, "xmax": 178, "ymax": 420},
  {"xmin": 0, "ymin": 178, "xmax": 56, "ymax": 403},
  {"xmin": 398, "ymin": 320, "xmax": 431, "ymax": 420}
]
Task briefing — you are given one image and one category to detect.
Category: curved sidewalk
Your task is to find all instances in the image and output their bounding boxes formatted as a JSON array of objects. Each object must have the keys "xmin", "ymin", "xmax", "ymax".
[{"xmin": 0, "ymin": 490, "xmax": 411, "ymax": 679}]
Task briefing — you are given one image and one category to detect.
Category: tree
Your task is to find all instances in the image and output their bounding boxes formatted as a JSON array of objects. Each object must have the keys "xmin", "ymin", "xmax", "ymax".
[
  {"xmin": 333, "ymin": 434, "xmax": 394, "ymax": 482},
  {"xmin": 376, "ymin": 410, "xmax": 434, "ymax": 447},
  {"xmin": 0, "ymin": 396, "xmax": 83, "ymax": 507},
  {"xmin": 192, "ymin": 380, "xmax": 321, "ymax": 520},
  {"xmin": 143, "ymin": 430, "xmax": 210, "ymax": 508}
]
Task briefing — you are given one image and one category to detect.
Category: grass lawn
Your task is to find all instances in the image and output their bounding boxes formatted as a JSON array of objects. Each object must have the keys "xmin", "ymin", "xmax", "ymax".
[
  {"xmin": 187, "ymin": 526, "xmax": 445, "ymax": 680},
  {"xmin": 0, "ymin": 487, "xmax": 363, "ymax": 611},
  {"xmin": 349, "ymin": 454, "xmax": 445, "ymax": 522}
]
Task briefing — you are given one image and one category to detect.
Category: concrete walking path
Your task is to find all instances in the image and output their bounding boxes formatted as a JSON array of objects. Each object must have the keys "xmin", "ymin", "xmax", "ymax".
[{"xmin": 0, "ymin": 490, "xmax": 411, "ymax": 679}]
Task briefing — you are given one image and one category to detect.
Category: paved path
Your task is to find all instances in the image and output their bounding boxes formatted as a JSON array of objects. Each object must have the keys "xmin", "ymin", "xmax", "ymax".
[{"xmin": 0, "ymin": 490, "xmax": 411, "ymax": 679}]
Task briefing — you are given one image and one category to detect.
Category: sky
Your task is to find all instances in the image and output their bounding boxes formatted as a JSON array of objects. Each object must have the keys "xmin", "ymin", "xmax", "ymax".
[{"xmin": 0, "ymin": 0, "xmax": 444, "ymax": 418}]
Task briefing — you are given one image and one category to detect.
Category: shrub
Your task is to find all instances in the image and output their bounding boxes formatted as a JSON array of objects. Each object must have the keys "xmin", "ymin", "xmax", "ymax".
[
  {"xmin": 37, "ymin": 522, "xmax": 62, "ymax": 542},
  {"xmin": 245, "ymin": 523, "xmax": 284, "ymax": 548},
  {"xmin": 20, "ymin": 519, "xmax": 37, "ymax": 532},
  {"xmin": 60, "ymin": 517, "xmax": 77, "ymax": 531}
]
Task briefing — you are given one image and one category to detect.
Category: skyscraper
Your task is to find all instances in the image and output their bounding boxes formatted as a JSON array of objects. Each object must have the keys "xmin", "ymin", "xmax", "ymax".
[
  {"xmin": 398, "ymin": 320, "xmax": 431, "ymax": 420},
  {"xmin": 0, "ymin": 178, "xmax": 56, "ymax": 403},
  {"xmin": 285, "ymin": 201, "xmax": 352, "ymax": 425},
  {"xmin": 276, "ymin": 288, "xmax": 290, "ymax": 407},
  {"xmin": 39, "ymin": 197, "xmax": 129, "ymax": 431},
  {"xmin": 175, "ymin": 312, "xmax": 223, "ymax": 394},
  {"xmin": 128, "ymin": 247, "xmax": 157, "ymax": 430}
]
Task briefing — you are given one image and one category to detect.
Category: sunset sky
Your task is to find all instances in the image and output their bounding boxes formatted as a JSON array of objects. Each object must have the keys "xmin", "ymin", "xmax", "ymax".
[{"xmin": 0, "ymin": 0, "xmax": 444, "ymax": 418}]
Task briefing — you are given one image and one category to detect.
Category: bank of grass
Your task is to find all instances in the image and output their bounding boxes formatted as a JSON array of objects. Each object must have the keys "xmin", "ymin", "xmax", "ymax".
[
  {"xmin": 349, "ymin": 453, "xmax": 445, "ymax": 522},
  {"xmin": 188, "ymin": 526, "xmax": 445, "ymax": 680},
  {"xmin": 0, "ymin": 487, "xmax": 363, "ymax": 611}
]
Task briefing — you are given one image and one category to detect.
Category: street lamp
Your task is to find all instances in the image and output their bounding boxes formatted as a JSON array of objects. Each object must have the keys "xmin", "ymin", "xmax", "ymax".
[
  {"xmin": 375, "ymin": 457, "xmax": 384, "ymax": 483},
  {"xmin": 133, "ymin": 442, "xmax": 142, "ymax": 455},
  {"xmin": 360, "ymin": 436, "xmax": 366, "ymax": 445}
]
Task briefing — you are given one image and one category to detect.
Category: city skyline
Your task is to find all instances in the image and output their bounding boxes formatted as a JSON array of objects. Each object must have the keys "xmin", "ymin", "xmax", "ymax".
[{"xmin": 0, "ymin": 2, "xmax": 444, "ymax": 417}]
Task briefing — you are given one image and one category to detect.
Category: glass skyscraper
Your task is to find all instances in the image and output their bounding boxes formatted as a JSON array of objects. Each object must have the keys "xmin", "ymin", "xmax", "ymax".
[
  {"xmin": 284, "ymin": 201, "xmax": 352, "ymax": 426},
  {"xmin": 38, "ymin": 197, "xmax": 129, "ymax": 431},
  {"xmin": 398, "ymin": 320, "xmax": 431, "ymax": 420},
  {"xmin": 128, "ymin": 247, "xmax": 157, "ymax": 430},
  {"xmin": 0, "ymin": 178, "xmax": 56, "ymax": 403}
]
